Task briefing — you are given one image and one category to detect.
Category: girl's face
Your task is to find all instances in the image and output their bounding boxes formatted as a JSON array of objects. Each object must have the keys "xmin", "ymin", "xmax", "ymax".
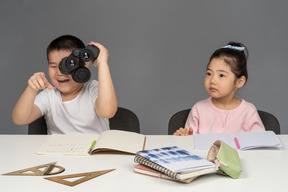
[
  {"xmin": 204, "ymin": 58, "xmax": 244, "ymax": 101},
  {"xmin": 48, "ymin": 49, "xmax": 84, "ymax": 100}
]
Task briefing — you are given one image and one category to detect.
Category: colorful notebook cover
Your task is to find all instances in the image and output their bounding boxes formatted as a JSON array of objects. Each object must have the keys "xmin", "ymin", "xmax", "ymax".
[{"xmin": 136, "ymin": 146, "xmax": 215, "ymax": 173}]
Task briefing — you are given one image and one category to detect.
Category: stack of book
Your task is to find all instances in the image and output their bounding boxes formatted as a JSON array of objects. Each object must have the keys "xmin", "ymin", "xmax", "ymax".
[{"xmin": 134, "ymin": 146, "xmax": 218, "ymax": 183}]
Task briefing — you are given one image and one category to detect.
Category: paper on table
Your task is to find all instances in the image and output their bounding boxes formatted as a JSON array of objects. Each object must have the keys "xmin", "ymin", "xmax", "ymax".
[
  {"xmin": 194, "ymin": 133, "xmax": 236, "ymax": 150},
  {"xmin": 194, "ymin": 131, "xmax": 282, "ymax": 150},
  {"xmin": 236, "ymin": 131, "xmax": 282, "ymax": 150},
  {"xmin": 37, "ymin": 134, "xmax": 99, "ymax": 155}
]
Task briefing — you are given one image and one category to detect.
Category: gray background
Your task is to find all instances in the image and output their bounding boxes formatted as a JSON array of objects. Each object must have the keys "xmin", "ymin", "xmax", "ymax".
[{"xmin": 1, "ymin": 0, "xmax": 287, "ymax": 135}]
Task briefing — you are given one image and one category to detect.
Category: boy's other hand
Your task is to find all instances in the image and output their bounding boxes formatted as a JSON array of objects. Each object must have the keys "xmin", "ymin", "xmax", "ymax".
[
  {"xmin": 89, "ymin": 42, "xmax": 109, "ymax": 67},
  {"xmin": 28, "ymin": 72, "xmax": 53, "ymax": 91},
  {"xmin": 173, "ymin": 127, "xmax": 193, "ymax": 136}
]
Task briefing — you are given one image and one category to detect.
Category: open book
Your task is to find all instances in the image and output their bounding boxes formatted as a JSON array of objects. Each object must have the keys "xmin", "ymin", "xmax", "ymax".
[
  {"xmin": 134, "ymin": 146, "xmax": 217, "ymax": 181},
  {"xmin": 36, "ymin": 130, "xmax": 146, "ymax": 155},
  {"xmin": 194, "ymin": 131, "xmax": 282, "ymax": 150}
]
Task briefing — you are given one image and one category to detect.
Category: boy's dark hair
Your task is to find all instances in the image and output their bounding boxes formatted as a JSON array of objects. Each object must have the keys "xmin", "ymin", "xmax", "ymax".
[
  {"xmin": 46, "ymin": 35, "xmax": 85, "ymax": 61},
  {"xmin": 209, "ymin": 42, "xmax": 249, "ymax": 83}
]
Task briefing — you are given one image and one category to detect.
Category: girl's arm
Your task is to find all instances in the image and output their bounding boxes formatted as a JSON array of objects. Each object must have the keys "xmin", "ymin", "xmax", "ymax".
[
  {"xmin": 173, "ymin": 127, "xmax": 193, "ymax": 136},
  {"xmin": 249, "ymin": 110, "xmax": 266, "ymax": 132}
]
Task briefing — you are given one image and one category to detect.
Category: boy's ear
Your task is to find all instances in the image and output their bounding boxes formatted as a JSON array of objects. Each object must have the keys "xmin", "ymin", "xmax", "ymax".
[
  {"xmin": 84, "ymin": 61, "xmax": 90, "ymax": 68},
  {"xmin": 236, "ymin": 76, "xmax": 246, "ymax": 88}
]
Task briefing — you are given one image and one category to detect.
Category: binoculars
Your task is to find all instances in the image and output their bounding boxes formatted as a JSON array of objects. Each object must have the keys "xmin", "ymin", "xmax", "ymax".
[{"xmin": 59, "ymin": 45, "xmax": 99, "ymax": 83}]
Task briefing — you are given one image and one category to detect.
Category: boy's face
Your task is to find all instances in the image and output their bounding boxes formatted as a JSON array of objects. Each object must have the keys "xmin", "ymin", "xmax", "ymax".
[{"xmin": 48, "ymin": 49, "xmax": 84, "ymax": 98}]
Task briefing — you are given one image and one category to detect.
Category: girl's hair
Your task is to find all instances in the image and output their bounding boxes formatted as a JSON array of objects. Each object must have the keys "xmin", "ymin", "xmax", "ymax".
[
  {"xmin": 46, "ymin": 35, "xmax": 85, "ymax": 61},
  {"xmin": 209, "ymin": 42, "xmax": 249, "ymax": 83}
]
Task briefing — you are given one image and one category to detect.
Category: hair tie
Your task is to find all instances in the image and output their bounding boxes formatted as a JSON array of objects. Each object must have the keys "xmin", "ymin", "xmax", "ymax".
[{"xmin": 222, "ymin": 45, "xmax": 245, "ymax": 51}]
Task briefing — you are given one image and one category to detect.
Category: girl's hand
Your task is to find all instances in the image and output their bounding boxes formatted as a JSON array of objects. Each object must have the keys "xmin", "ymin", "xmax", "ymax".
[
  {"xmin": 173, "ymin": 127, "xmax": 193, "ymax": 136},
  {"xmin": 89, "ymin": 42, "xmax": 109, "ymax": 68},
  {"xmin": 28, "ymin": 72, "xmax": 53, "ymax": 91}
]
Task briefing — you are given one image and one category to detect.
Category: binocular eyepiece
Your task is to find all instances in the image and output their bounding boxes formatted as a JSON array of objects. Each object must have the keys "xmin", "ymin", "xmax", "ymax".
[{"xmin": 59, "ymin": 45, "xmax": 99, "ymax": 83}]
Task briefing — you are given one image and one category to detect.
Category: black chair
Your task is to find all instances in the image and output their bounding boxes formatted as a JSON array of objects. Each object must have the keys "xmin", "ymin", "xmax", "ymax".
[
  {"xmin": 168, "ymin": 109, "xmax": 190, "ymax": 135},
  {"xmin": 109, "ymin": 107, "xmax": 140, "ymax": 133},
  {"xmin": 28, "ymin": 116, "xmax": 48, "ymax": 134},
  {"xmin": 257, "ymin": 110, "xmax": 280, "ymax": 134},
  {"xmin": 168, "ymin": 109, "xmax": 281, "ymax": 135},
  {"xmin": 28, "ymin": 107, "xmax": 140, "ymax": 134}
]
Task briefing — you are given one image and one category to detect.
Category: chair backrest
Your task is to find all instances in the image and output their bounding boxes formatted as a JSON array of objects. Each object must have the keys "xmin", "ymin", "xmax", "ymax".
[
  {"xmin": 168, "ymin": 109, "xmax": 281, "ymax": 135},
  {"xmin": 109, "ymin": 107, "xmax": 140, "ymax": 133},
  {"xmin": 257, "ymin": 110, "xmax": 280, "ymax": 134},
  {"xmin": 28, "ymin": 107, "xmax": 140, "ymax": 134},
  {"xmin": 168, "ymin": 109, "xmax": 190, "ymax": 135},
  {"xmin": 28, "ymin": 116, "xmax": 47, "ymax": 135}
]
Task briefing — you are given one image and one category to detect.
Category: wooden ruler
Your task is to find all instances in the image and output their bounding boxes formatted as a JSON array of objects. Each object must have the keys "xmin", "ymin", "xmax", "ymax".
[
  {"xmin": 2, "ymin": 162, "xmax": 65, "ymax": 176},
  {"xmin": 45, "ymin": 169, "xmax": 116, "ymax": 187}
]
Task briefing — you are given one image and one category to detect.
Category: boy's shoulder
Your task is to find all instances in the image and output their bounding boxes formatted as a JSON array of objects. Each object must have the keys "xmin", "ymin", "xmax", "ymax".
[
  {"xmin": 86, "ymin": 79, "xmax": 98, "ymax": 87},
  {"xmin": 37, "ymin": 87, "xmax": 58, "ymax": 96},
  {"xmin": 83, "ymin": 80, "xmax": 98, "ymax": 92}
]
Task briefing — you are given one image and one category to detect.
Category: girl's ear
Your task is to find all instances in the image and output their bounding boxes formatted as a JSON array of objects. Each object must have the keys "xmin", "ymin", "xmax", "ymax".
[{"xmin": 236, "ymin": 76, "xmax": 246, "ymax": 89}]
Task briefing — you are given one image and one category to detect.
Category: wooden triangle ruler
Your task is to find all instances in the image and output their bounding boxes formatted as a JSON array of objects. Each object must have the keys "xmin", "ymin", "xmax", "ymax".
[
  {"xmin": 2, "ymin": 162, "xmax": 65, "ymax": 176},
  {"xmin": 45, "ymin": 169, "xmax": 115, "ymax": 187}
]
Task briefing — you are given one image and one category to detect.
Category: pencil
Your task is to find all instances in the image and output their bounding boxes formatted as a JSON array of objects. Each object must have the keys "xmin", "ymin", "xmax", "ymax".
[{"xmin": 88, "ymin": 140, "xmax": 96, "ymax": 154}]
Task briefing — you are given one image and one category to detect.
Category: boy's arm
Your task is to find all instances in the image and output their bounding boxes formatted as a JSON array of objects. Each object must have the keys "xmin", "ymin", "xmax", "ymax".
[
  {"xmin": 12, "ymin": 72, "xmax": 53, "ymax": 125},
  {"xmin": 90, "ymin": 42, "xmax": 117, "ymax": 119}
]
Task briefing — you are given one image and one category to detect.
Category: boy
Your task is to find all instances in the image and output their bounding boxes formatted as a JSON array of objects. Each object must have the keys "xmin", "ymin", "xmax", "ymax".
[{"xmin": 12, "ymin": 35, "xmax": 117, "ymax": 134}]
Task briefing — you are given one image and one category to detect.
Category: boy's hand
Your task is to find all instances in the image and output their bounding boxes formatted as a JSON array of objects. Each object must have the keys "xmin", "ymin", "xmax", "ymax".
[
  {"xmin": 173, "ymin": 127, "xmax": 193, "ymax": 136},
  {"xmin": 28, "ymin": 72, "xmax": 53, "ymax": 91},
  {"xmin": 88, "ymin": 42, "xmax": 109, "ymax": 68}
]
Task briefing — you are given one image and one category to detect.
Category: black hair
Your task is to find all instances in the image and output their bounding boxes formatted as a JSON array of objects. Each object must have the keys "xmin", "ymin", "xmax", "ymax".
[
  {"xmin": 208, "ymin": 42, "xmax": 249, "ymax": 83},
  {"xmin": 46, "ymin": 35, "xmax": 85, "ymax": 61}
]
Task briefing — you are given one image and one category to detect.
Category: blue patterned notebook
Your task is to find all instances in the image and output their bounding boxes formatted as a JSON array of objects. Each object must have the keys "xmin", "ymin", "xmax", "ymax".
[{"xmin": 135, "ymin": 146, "xmax": 217, "ymax": 181}]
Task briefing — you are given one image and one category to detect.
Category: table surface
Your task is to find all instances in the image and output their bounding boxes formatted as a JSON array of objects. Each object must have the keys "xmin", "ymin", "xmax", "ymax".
[{"xmin": 0, "ymin": 135, "xmax": 288, "ymax": 192}]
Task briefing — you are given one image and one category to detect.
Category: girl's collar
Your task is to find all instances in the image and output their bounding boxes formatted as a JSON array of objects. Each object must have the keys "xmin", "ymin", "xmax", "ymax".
[{"xmin": 209, "ymin": 97, "xmax": 245, "ymax": 112}]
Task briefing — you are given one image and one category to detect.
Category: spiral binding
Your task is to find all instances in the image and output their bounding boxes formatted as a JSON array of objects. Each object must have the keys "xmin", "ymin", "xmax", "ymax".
[{"xmin": 134, "ymin": 155, "xmax": 179, "ymax": 180}]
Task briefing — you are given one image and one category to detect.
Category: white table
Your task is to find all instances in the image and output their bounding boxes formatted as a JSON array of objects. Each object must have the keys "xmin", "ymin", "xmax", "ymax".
[{"xmin": 0, "ymin": 135, "xmax": 287, "ymax": 192}]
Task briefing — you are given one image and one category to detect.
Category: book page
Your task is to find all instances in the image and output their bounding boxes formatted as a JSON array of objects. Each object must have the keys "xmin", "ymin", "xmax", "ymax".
[
  {"xmin": 194, "ymin": 133, "xmax": 236, "ymax": 150},
  {"xmin": 236, "ymin": 131, "xmax": 282, "ymax": 150},
  {"xmin": 92, "ymin": 130, "xmax": 146, "ymax": 154},
  {"xmin": 36, "ymin": 134, "xmax": 99, "ymax": 155}
]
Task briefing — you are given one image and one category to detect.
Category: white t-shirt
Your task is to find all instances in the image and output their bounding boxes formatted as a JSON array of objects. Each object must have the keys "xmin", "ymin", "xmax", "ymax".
[{"xmin": 34, "ymin": 80, "xmax": 109, "ymax": 134}]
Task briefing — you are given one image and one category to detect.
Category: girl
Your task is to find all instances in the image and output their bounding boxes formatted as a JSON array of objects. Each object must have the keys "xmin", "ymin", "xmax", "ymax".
[{"xmin": 174, "ymin": 42, "xmax": 265, "ymax": 136}]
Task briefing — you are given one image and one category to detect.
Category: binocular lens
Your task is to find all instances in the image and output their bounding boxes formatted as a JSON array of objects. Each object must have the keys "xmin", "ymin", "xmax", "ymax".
[
  {"xmin": 72, "ymin": 67, "xmax": 91, "ymax": 83},
  {"xmin": 80, "ymin": 49, "xmax": 94, "ymax": 62},
  {"xmin": 72, "ymin": 49, "xmax": 80, "ymax": 57}
]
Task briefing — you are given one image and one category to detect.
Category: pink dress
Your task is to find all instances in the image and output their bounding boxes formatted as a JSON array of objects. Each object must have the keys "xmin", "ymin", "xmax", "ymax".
[{"xmin": 185, "ymin": 97, "xmax": 265, "ymax": 134}]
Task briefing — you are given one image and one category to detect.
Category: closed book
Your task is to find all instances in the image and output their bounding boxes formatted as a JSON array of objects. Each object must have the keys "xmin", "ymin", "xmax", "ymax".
[
  {"xmin": 134, "ymin": 164, "xmax": 196, "ymax": 183},
  {"xmin": 134, "ymin": 146, "xmax": 217, "ymax": 181}
]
